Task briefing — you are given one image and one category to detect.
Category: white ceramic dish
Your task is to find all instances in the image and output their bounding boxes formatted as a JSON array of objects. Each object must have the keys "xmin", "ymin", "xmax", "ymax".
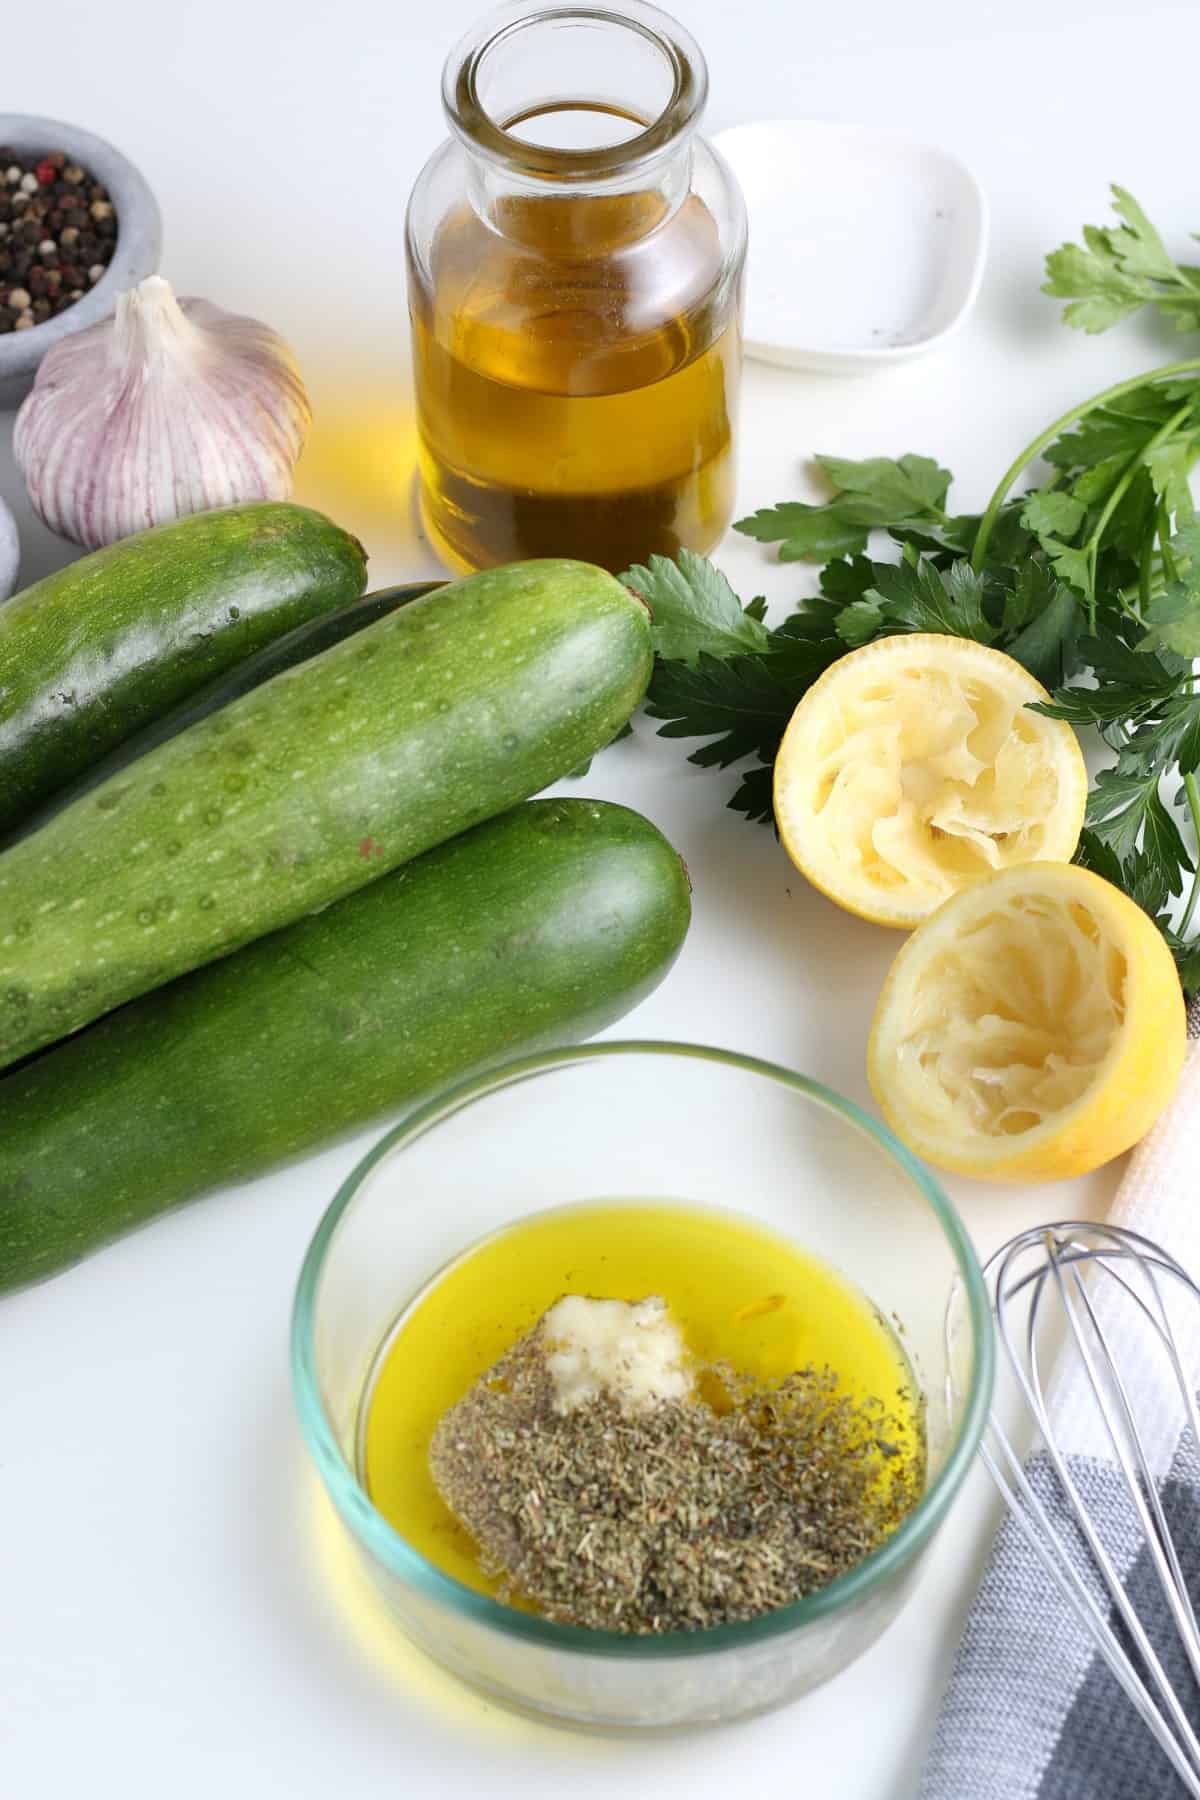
[{"xmin": 713, "ymin": 120, "xmax": 988, "ymax": 375}]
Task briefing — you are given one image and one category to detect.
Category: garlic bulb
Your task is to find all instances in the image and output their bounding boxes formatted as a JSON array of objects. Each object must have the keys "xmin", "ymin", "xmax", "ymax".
[{"xmin": 14, "ymin": 276, "xmax": 312, "ymax": 550}]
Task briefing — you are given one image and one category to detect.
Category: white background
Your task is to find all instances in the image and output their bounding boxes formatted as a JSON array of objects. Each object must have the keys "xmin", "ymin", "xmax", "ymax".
[{"xmin": 2, "ymin": 1, "xmax": 1197, "ymax": 1794}]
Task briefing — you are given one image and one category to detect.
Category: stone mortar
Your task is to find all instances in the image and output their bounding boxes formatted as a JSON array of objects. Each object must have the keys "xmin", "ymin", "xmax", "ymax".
[{"xmin": 0, "ymin": 115, "xmax": 162, "ymax": 410}]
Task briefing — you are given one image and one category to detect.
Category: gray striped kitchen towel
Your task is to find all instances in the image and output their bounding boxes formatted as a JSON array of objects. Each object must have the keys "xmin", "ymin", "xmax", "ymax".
[{"xmin": 918, "ymin": 996, "xmax": 1200, "ymax": 1800}]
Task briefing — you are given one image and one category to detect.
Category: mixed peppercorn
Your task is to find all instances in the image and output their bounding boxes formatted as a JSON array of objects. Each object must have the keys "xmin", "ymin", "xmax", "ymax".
[{"xmin": 0, "ymin": 149, "xmax": 118, "ymax": 334}]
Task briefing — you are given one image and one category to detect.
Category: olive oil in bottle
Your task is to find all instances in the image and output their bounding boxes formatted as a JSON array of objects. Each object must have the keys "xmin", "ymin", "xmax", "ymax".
[
  {"xmin": 406, "ymin": 7, "xmax": 746, "ymax": 574},
  {"xmin": 408, "ymin": 177, "xmax": 742, "ymax": 574}
]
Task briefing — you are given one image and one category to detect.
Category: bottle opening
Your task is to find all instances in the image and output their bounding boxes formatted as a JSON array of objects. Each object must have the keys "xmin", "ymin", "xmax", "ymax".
[
  {"xmin": 444, "ymin": 2, "xmax": 707, "ymax": 180},
  {"xmin": 503, "ymin": 101, "xmax": 649, "ymax": 154}
]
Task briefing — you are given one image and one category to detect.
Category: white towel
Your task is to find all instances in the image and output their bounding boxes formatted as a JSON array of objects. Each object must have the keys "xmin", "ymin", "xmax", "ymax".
[{"xmin": 919, "ymin": 1001, "xmax": 1200, "ymax": 1800}]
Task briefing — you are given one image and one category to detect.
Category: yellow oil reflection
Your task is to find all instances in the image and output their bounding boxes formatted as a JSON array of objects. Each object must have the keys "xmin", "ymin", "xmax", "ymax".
[
  {"xmin": 304, "ymin": 1467, "xmax": 563, "ymax": 1749},
  {"xmin": 290, "ymin": 374, "xmax": 444, "ymax": 585}
]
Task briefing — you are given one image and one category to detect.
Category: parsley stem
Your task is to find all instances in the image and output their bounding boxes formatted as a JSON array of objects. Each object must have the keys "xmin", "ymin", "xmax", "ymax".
[
  {"xmin": 1181, "ymin": 774, "xmax": 1200, "ymax": 938},
  {"xmin": 1137, "ymin": 537, "xmax": 1155, "ymax": 614},
  {"xmin": 1159, "ymin": 505, "xmax": 1181, "ymax": 584},
  {"xmin": 970, "ymin": 359, "xmax": 1200, "ymax": 573},
  {"xmin": 1083, "ymin": 400, "xmax": 1195, "ymax": 621}
]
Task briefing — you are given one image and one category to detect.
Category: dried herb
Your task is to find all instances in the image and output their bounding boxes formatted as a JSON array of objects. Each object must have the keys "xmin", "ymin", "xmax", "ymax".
[{"xmin": 430, "ymin": 1321, "xmax": 922, "ymax": 1635}]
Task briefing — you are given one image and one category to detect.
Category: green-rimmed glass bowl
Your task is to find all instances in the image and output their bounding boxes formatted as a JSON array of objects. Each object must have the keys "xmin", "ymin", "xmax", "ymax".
[{"xmin": 291, "ymin": 1041, "xmax": 993, "ymax": 1730}]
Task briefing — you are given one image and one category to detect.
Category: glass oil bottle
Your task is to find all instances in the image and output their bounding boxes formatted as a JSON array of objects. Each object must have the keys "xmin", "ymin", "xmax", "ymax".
[{"xmin": 406, "ymin": 2, "xmax": 747, "ymax": 574}]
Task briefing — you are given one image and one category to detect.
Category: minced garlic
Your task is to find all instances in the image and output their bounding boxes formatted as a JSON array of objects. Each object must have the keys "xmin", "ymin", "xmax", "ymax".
[{"xmin": 542, "ymin": 1295, "xmax": 692, "ymax": 1414}]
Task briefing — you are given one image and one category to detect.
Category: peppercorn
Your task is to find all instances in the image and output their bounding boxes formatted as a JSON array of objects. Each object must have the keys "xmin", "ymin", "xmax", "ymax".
[{"xmin": 0, "ymin": 150, "xmax": 118, "ymax": 329}]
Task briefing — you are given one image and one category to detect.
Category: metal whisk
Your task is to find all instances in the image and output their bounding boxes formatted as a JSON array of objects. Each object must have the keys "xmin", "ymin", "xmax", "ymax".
[{"xmin": 983, "ymin": 1222, "xmax": 1200, "ymax": 1795}]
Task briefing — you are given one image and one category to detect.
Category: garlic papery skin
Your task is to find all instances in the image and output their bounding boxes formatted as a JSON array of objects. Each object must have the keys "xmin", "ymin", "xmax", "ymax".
[{"xmin": 14, "ymin": 276, "xmax": 312, "ymax": 550}]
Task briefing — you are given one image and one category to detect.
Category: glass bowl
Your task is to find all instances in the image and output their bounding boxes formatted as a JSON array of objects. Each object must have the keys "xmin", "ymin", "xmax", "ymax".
[{"xmin": 291, "ymin": 1041, "xmax": 993, "ymax": 1731}]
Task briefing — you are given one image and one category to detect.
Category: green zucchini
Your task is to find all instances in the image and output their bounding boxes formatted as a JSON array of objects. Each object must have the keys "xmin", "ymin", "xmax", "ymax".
[
  {"xmin": 0, "ymin": 501, "xmax": 369, "ymax": 835},
  {"xmin": 0, "ymin": 798, "xmax": 690, "ymax": 1294},
  {"xmin": 2, "ymin": 579, "xmax": 444, "ymax": 847},
  {"xmin": 0, "ymin": 558, "xmax": 652, "ymax": 1071}
]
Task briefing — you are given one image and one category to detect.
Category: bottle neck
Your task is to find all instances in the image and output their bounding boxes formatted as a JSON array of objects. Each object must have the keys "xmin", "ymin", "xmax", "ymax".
[
  {"xmin": 464, "ymin": 137, "xmax": 693, "ymax": 253},
  {"xmin": 443, "ymin": 3, "xmax": 706, "ymax": 252}
]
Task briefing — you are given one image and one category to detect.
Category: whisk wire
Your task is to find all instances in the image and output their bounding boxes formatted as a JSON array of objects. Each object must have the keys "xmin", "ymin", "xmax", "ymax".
[
  {"xmin": 978, "ymin": 1433, "xmax": 1200, "ymax": 1795},
  {"xmin": 1063, "ymin": 1255, "xmax": 1200, "ymax": 1690},
  {"xmin": 1048, "ymin": 1250, "xmax": 1200, "ymax": 1765},
  {"xmin": 985, "ymin": 1222, "xmax": 1200, "ymax": 1798},
  {"xmin": 990, "ymin": 1249, "xmax": 1200, "ymax": 1789}
]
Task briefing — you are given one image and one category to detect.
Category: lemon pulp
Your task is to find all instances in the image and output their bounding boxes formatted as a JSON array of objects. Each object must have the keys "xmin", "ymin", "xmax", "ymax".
[
  {"xmin": 361, "ymin": 1201, "xmax": 924, "ymax": 1599},
  {"xmin": 869, "ymin": 862, "xmax": 1187, "ymax": 1180},
  {"xmin": 774, "ymin": 634, "xmax": 1087, "ymax": 927}
]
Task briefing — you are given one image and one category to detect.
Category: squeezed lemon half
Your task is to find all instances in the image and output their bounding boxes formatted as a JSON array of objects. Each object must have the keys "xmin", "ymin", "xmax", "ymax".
[
  {"xmin": 774, "ymin": 634, "xmax": 1088, "ymax": 927},
  {"xmin": 867, "ymin": 863, "xmax": 1186, "ymax": 1181}
]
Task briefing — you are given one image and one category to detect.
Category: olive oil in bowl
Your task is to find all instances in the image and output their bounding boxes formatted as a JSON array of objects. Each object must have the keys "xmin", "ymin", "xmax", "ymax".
[{"xmin": 360, "ymin": 1200, "xmax": 924, "ymax": 1613}]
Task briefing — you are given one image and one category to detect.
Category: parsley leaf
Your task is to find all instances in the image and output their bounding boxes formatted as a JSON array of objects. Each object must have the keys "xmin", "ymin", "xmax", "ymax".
[
  {"xmin": 814, "ymin": 453, "xmax": 952, "ymax": 517},
  {"xmin": 728, "ymin": 763, "xmax": 776, "ymax": 827},
  {"xmin": 622, "ymin": 549, "xmax": 770, "ymax": 666},
  {"xmin": 1001, "ymin": 574, "xmax": 1081, "ymax": 687},
  {"xmin": 1021, "ymin": 490, "xmax": 1086, "ymax": 542},
  {"xmin": 1146, "ymin": 698, "xmax": 1200, "ymax": 776},
  {"xmin": 1141, "ymin": 580, "xmax": 1200, "ymax": 659},
  {"xmin": 859, "ymin": 559, "xmax": 994, "ymax": 642},
  {"xmin": 1164, "ymin": 930, "xmax": 1200, "ymax": 1000},
  {"xmin": 1085, "ymin": 764, "xmax": 1193, "ymax": 887},
  {"xmin": 1044, "ymin": 185, "xmax": 1200, "ymax": 336},
  {"xmin": 645, "ymin": 652, "xmax": 805, "ymax": 770},
  {"xmin": 735, "ymin": 454, "xmax": 953, "ymax": 562},
  {"xmin": 734, "ymin": 503, "xmax": 868, "ymax": 562}
]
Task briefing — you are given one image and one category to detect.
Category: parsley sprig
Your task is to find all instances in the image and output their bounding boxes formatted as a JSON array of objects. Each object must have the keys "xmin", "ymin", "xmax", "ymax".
[
  {"xmin": 620, "ymin": 191, "xmax": 1200, "ymax": 996},
  {"xmin": 1042, "ymin": 186, "xmax": 1200, "ymax": 337}
]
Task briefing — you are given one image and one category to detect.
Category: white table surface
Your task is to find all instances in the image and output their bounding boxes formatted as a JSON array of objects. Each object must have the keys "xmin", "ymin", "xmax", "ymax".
[{"xmin": 2, "ymin": 1, "xmax": 1196, "ymax": 1793}]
